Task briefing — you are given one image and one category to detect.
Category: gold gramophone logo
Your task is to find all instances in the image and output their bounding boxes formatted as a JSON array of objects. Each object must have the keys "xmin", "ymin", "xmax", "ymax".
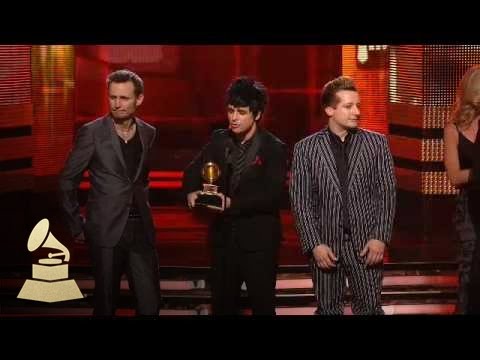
[{"xmin": 17, "ymin": 218, "xmax": 84, "ymax": 302}]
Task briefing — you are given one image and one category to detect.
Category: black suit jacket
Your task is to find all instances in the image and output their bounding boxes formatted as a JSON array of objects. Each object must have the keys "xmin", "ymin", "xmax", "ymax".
[
  {"xmin": 59, "ymin": 115, "xmax": 157, "ymax": 248},
  {"xmin": 183, "ymin": 128, "xmax": 287, "ymax": 251}
]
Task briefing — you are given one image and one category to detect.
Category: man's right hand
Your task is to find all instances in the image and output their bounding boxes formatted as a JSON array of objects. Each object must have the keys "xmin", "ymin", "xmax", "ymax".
[
  {"xmin": 74, "ymin": 232, "xmax": 86, "ymax": 245},
  {"xmin": 312, "ymin": 244, "xmax": 338, "ymax": 270},
  {"xmin": 187, "ymin": 191, "xmax": 201, "ymax": 209}
]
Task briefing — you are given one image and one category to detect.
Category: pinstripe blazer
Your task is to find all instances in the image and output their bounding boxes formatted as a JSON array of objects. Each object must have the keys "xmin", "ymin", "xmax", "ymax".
[{"xmin": 289, "ymin": 127, "xmax": 396, "ymax": 255}]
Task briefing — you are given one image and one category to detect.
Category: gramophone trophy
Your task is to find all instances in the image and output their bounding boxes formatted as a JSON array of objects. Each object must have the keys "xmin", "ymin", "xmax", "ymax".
[
  {"xmin": 17, "ymin": 218, "xmax": 83, "ymax": 302},
  {"xmin": 195, "ymin": 162, "xmax": 223, "ymax": 210}
]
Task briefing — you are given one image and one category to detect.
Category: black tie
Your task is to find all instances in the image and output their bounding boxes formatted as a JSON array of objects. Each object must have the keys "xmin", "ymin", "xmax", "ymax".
[{"xmin": 230, "ymin": 142, "xmax": 249, "ymax": 193}]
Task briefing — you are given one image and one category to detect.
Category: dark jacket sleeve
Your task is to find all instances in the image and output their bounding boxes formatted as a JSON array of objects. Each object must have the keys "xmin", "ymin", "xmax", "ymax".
[
  {"xmin": 58, "ymin": 125, "xmax": 95, "ymax": 237},
  {"xmin": 149, "ymin": 127, "xmax": 157, "ymax": 150},
  {"xmin": 228, "ymin": 141, "xmax": 287, "ymax": 216}
]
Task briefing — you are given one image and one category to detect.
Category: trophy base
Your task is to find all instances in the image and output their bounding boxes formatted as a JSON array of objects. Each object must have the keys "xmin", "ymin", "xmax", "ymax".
[{"xmin": 196, "ymin": 192, "xmax": 223, "ymax": 209}]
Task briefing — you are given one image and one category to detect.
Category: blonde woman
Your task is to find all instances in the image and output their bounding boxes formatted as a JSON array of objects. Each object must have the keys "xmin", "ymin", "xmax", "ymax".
[{"xmin": 444, "ymin": 65, "xmax": 480, "ymax": 314}]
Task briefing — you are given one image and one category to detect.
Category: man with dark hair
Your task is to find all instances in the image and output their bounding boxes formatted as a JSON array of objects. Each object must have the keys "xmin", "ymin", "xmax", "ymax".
[
  {"xmin": 183, "ymin": 76, "xmax": 287, "ymax": 315},
  {"xmin": 60, "ymin": 69, "xmax": 161, "ymax": 317},
  {"xmin": 290, "ymin": 76, "xmax": 396, "ymax": 315}
]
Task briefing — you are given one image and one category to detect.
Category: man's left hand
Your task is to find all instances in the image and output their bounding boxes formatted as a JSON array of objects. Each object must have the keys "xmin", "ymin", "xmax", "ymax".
[{"xmin": 359, "ymin": 239, "xmax": 385, "ymax": 266}]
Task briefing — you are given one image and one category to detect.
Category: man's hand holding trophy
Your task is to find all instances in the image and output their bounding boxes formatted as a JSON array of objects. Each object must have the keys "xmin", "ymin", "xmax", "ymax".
[{"xmin": 187, "ymin": 162, "xmax": 230, "ymax": 212}]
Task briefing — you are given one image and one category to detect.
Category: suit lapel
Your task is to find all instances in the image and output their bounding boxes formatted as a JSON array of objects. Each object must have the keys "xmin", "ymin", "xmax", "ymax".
[
  {"xmin": 317, "ymin": 129, "xmax": 341, "ymax": 196},
  {"xmin": 347, "ymin": 129, "xmax": 364, "ymax": 189},
  {"xmin": 243, "ymin": 130, "xmax": 261, "ymax": 172},
  {"xmin": 106, "ymin": 116, "xmax": 128, "ymax": 173},
  {"xmin": 221, "ymin": 134, "xmax": 234, "ymax": 170},
  {"xmin": 133, "ymin": 118, "xmax": 148, "ymax": 183},
  {"xmin": 232, "ymin": 129, "xmax": 262, "ymax": 192}
]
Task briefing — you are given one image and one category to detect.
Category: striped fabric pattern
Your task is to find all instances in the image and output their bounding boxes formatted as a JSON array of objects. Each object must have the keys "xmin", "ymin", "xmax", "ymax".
[
  {"xmin": 311, "ymin": 240, "xmax": 384, "ymax": 314},
  {"xmin": 289, "ymin": 127, "xmax": 397, "ymax": 256},
  {"xmin": 290, "ymin": 127, "xmax": 396, "ymax": 314}
]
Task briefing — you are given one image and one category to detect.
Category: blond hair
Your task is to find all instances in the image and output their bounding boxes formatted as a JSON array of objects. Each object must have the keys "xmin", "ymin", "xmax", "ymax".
[
  {"xmin": 321, "ymin": 76, "xmax": 357, "ymax": 109},
  {"xmin": 449, "ymin": 65, "xmax": 480, "ymax": 129}
]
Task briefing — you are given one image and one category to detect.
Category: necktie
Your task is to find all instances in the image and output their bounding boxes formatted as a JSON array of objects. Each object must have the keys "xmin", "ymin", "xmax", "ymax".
[{"xmin": 230, "ymin": 142, "xmax": 248, "ymax": 193}]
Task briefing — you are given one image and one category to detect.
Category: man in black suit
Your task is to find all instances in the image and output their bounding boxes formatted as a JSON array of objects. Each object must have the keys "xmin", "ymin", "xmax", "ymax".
[
  {"xmin": 59, "ymin": 69, "xmax": 161, "ymax": 317},
  {"xmin": 290, "ymin": 76, "xmax": 396, "ymax": 315},
  {"xmin": 183, "ymin": 77, "xmax": 287, "ymax": 315}
]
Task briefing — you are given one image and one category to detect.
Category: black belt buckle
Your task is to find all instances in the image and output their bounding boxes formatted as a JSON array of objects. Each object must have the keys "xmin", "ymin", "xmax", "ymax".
[{"xmin": 128, "ymin": 207, "xmax": 141, "ymax": 219}]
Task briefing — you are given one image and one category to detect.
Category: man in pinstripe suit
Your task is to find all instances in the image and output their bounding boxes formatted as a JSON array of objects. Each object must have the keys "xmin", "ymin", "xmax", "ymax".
[{"xmin": 289, "ymin": 76, "xmax": 396, "ymax": 315}]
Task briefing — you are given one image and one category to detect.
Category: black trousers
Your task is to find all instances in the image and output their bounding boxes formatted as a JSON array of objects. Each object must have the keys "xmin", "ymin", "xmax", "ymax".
[
  {"xmin": 461, "ymin": 189, "xmax": 480, "ymax": 314},
  {"xmin": 92, "ymin": 218, "xmax": 161, "ymax": 317},
  {"xmin": 455, "ymin": 191, "xmax": 478, "ymax": 314},
  {"xmin": 211, "ymin": 236, "xmax": 279, "ymax": 315}
]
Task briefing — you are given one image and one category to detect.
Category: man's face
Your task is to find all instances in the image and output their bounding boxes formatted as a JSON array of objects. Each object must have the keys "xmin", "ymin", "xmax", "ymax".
[
  {"xmin": 108, "ymin": 81, "xmax": 143, "ymax": 121},
  {"xmin": 227, "ymin": 105, "xmax": 260, "ymax": 137},
  {"xmin": 325, "ymin": 90, "xmax": 360, "ymax": 130}
]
